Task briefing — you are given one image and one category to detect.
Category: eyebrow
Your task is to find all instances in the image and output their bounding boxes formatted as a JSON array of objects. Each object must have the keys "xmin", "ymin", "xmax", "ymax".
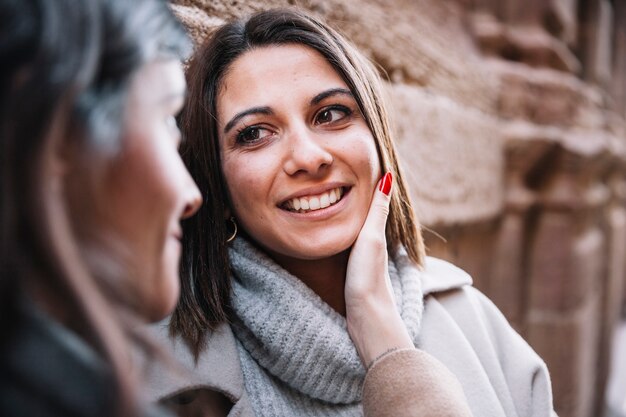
[
  {"xmin": 310, "ymin": 88, "xmax": 353, "ymax": 105},
  {"xmin": 224, "ymin": 106, "xmax": 273, "ymax": 134}
]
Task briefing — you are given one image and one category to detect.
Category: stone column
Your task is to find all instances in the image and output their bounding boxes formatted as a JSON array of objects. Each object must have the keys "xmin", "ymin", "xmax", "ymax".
[
  {"xmin": 611, "ymin": 167, "xmax": 626, "ymax": 310},
  {"xmin": 489, "ymin": 140, "xmax": 553, "ymax": 330},
  {"xmin": 578, "ymin": 0, "xmax": 614, "ymax": 86},
  {"xmin": 526, "ymin": 148, "xmax": 607, "ymax": 417},
  {"xmin": 595, "ymin": 161, "xmax": 626, "ymax": 415},
  {"xmin": 545, "ymin": 0, "xmax": 579, "ymax": 46},
  {"xmin": 612, "ymin": 0, "xmax": 626, "ymax": 116}
]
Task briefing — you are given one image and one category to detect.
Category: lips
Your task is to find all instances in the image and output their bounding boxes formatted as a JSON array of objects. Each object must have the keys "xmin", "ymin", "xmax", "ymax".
[{"xmin": 281, "ymin": 186, "xmax": 347, "ymax": 213}]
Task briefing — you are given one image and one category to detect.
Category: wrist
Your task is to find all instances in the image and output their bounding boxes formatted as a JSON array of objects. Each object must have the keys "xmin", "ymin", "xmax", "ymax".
[{"xmin": 346, "ymin": 297, "xmax": 414, "ymax": 366}]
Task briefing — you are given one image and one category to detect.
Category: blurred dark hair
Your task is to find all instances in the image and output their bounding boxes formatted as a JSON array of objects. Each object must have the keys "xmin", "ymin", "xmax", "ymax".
[
  {"xmin": 0, "ymin": 0, "xmax": 189, "ymax": 414},
  {"xmin": 172, "ymin": 7, "xmax": 425, "ymax": 356}
]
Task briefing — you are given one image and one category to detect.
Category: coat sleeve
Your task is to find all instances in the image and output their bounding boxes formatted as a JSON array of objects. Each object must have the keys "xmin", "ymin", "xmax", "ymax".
[
  {"xmin": 362, "ymin": 348, "xmax": 474, "ymax": 417},
  {"xmin": 468, "ymin": 288, "xmax": 557, "ymax": 417}
]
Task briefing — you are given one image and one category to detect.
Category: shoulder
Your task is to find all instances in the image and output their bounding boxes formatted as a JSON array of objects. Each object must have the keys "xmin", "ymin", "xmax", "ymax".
[
  {"xmin": 141, "ymin": 319, "xmax": 255, "ymax": 417},
  {"xmin": 419, "ymin": 258, "xmax": 545, "ymax": 372},
  {"xmin": 420, "ymin": 256, "xmax": 504, "ymax": 320},
  {"xmin": 142, "ymin": 320, "xmax": 244, "ymax": 402},
  {"xmin": 418, "ymin": 259, "xmax": 555, "ymax": 416},
  {"xmin": 420, "ymin": 258, "xmax": 517, "ymax": 347},
  {"xmin": 421, "ymin": 258, "xmax": 547, "ymax": 386},
  {"xmin": 420, "ymin": 256, "xmax": 473, "ymax": 295}
]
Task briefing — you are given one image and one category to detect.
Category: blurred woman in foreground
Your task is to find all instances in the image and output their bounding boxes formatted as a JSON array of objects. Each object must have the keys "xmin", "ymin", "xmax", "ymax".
[{"xmin": 0, "ymin": 0, "xmax": 201, "ymax": 415}]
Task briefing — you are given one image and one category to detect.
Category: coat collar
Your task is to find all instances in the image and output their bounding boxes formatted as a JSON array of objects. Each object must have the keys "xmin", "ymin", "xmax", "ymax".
[
  {"xmin": 143, "ymin": 321, "xmax": 246, "ymax": 407},
  {"xmin": 420, "ymin": 256, "xmax": 473, "ymax": 296}
]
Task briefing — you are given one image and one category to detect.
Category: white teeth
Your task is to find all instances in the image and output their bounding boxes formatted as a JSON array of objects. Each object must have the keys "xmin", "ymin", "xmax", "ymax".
[
  {"xmin": 329, "ymin": 190, "xmax": 337, "ymax": 204},
  {"xmin": 320, "ymin": 194, "xmax": 330, "ymax": 208},
  {"xmin": 284, "ymin": 187, "xmax": 345, "ymax": 213},
  {"xmin": 309, "ymin": 197, "xmax": 320, "ymax": 210}
]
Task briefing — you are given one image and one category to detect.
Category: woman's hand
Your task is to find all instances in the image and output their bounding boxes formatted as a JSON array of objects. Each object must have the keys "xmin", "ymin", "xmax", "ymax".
[{"xmin": 345, "ymin": 172, "xmax": 414, "ymax": 367}]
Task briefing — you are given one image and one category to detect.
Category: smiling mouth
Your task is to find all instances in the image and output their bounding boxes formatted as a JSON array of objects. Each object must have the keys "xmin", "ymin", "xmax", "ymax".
[{"xmin": 281, "ymin": 187, "xmax": 348, "ymax": 213}]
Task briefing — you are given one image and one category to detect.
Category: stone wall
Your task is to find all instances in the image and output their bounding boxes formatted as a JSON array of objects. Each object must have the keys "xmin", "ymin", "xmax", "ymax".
[{"xmin": 171, "ymin": 1, "xmax": 626, "ymax": 416}]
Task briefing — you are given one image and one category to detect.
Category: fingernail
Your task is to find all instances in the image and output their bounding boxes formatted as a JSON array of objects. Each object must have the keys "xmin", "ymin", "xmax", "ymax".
[{"xmin": 379, "ymin": 172, "xmax": 393, "ymax": 196}]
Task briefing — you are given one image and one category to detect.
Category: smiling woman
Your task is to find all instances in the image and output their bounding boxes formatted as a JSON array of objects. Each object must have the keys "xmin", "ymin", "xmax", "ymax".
[{"xmin": 146, "ymin": 7, "xmax": 557, "ymax": 417}]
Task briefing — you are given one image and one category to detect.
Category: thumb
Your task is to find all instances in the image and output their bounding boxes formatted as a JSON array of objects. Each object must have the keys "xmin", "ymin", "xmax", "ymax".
[{"xmin": 362, "ymin": 171, "xmax": 393, "ymax": 235}]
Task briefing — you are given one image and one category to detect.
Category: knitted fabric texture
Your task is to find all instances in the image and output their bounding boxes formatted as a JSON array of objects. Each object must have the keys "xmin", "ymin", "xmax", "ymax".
[{"xmin": 228, "ymin": 237, "xmax": 424, "ymax": 416}]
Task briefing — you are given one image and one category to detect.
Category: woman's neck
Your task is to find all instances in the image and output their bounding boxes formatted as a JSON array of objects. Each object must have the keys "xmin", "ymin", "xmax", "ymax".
[{"xmin": 270, "ymin": 249, "xmax": 349, "ymax": 316}]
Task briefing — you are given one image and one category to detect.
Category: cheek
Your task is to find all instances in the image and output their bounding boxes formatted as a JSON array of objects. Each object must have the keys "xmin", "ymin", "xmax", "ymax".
[
  {"xmin": 106, "ymin": 137, "xmax": 180, "ymax": 249},
  {"xmin": 222, "ymin": 154, "xmax": 268, "ymax": 211},
  {"xmin": 342, "ymin": 131, "xmax": 381, "ymax": 181},
  {"xmin": 362, "ymin": 141, "xmax": 381, "ymax": 177},
  {"xmin": 363, "ymin": 135, "xmax": 382, "ymax": 180}
]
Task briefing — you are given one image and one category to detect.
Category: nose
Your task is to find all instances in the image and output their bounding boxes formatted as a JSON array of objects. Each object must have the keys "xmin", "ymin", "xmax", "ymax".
[
  {"xmin": 181, "ymin": 175, "xmax": 202, "ymax": 219},
  {"xmin": 283, "ymin": 127, "xmax": 333, "ymax": 176}
]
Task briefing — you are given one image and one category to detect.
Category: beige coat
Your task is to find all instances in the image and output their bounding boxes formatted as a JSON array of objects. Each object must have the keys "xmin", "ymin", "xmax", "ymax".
[{"xmin": 143, "ymin": 257, "xmax": 555, "ymax": 417}]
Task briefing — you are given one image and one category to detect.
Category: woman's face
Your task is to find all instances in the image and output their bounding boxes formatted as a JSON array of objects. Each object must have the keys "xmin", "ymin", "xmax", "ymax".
[
  {"xmin": 99, "ymin": 60, "xmax": 201, "ymax": 320},
  {"xmin": 217, "ymin": 44, "xmax": 381, "ymax": 262}
]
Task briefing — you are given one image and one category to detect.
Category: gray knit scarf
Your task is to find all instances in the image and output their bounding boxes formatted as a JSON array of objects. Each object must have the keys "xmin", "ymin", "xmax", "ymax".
[{"xmin": 228, "ymin": 237, "xmax": 424, "ymax": 417}]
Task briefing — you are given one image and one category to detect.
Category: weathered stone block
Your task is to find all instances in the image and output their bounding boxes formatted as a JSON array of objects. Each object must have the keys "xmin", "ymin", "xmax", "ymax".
[
  {"xmin": 501, "ymin": 0, "xmax": 547, "ymax": 25},
  {"xmin": 493, "ymin": 61, "xmax": 604, "ymax": 129},
  {"xmin": 172, "ymin": 0, "xmax": 288, "ymax": 20},
  {"xmin": 471, "ymin": 16, "xmax": 581, "ymax": 73},
  {"xmin": 386, "ymin": 83, "xmax": 504, "ymax": 226},
  {"xmin": 171, "ymin": 4, "xmax": 225, "ymax": 45}
]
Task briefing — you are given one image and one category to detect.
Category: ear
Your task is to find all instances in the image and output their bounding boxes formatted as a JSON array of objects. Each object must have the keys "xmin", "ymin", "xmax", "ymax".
[{"xmin": 224, "ymin": 206, "xmax": 232, "ymax": 220}]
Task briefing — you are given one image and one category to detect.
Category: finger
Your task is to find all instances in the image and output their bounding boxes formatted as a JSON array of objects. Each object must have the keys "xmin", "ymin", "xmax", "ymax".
[{"xmin": 361, "ymin": 171, "xmax": 393, "ymax": 235}]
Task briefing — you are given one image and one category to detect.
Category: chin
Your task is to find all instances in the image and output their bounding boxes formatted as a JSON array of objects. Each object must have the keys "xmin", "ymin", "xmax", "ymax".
[
  {"xmin": 145, "ymin": 294, "xmax": 178, "ymax": 322},
  {"xmin": 279, "ymin": 234, "xmax": 356, "ymax": 260},
  {"xmin": 144, "ymin": 271, "xmax": 180, "ymax": 321}
]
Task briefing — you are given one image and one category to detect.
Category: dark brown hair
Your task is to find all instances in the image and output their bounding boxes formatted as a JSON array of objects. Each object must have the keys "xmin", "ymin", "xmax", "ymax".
[
  {"xmin": 0, "ymin": 0, "xmax": 189, "ymax": 415},
  {"xmin": 173, "ymin": 8, "xmax": 425, "ymax": 355}
]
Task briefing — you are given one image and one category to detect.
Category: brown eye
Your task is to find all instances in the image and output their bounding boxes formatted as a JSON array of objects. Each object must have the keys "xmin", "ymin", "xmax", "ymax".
[
  {"xmin": 314, "ymin": 106, "xmax": 351, "ymax": 125},
  {"xmin": 235, "ymin": 126, "xmax": 273, "ymax": 145},
  {"xmin": 240, "ymin": 127, "xmax": 260, "ymax": 142}
]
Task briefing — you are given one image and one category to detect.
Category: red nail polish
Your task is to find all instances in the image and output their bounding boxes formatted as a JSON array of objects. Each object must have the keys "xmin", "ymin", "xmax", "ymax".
[{"xmin": 379, "ymin": 172, "xmax": 393, "ymax": 196}]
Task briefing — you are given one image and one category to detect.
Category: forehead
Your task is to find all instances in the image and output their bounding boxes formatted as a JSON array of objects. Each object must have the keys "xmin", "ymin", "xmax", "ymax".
[{"xmin": 218, "ymin": 44, "xmax": 348, "ymax": 108}]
